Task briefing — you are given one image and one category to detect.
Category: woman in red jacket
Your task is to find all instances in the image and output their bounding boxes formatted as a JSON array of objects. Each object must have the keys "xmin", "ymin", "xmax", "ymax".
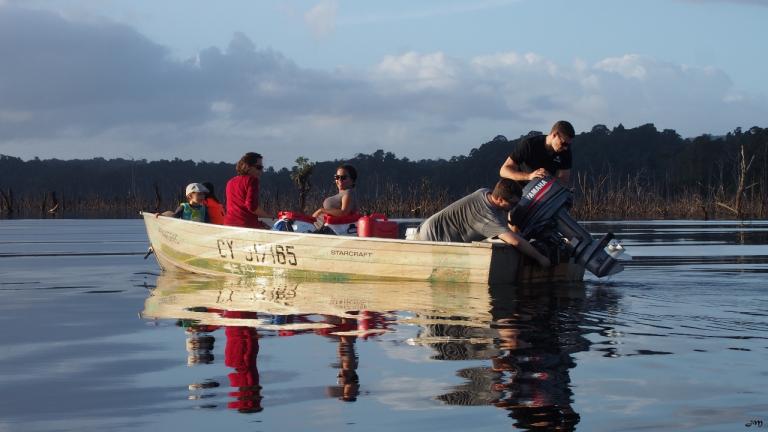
[{"xmin": 224, "ymin": 152, "xmax": 272, "ymax": 228}]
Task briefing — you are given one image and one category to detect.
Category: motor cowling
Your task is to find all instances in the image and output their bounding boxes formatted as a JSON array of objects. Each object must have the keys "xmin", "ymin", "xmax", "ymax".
[{"xmin": 508, "ymin": 176, "xmax": 624, "ymax": 278}]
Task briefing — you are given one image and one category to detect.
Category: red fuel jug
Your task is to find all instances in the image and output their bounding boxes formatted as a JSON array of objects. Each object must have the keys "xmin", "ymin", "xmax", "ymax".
[{"xmin": 357, "ymin": 213, "xmax": 398, "ymax": 238}]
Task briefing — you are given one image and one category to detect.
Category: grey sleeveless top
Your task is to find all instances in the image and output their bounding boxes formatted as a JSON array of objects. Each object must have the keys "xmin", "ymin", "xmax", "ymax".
[{"xmin": 323, "ymin": 188, "xmax": 357, "ymax": 212}]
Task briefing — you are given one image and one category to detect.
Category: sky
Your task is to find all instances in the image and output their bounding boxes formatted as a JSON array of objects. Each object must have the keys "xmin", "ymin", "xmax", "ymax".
[{"xmin": 0, "ymin": 0, "xmax": 766, "ymax": 169}]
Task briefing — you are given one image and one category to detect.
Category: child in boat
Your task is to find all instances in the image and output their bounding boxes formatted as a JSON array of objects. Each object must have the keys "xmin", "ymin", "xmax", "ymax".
[
  {"xmin": 159, "ymin": 183, "xmax": 210, "ymax": 222},
  {"xmin": 202, "ymin": 182, "xmax": 225, "ymax": 225}
]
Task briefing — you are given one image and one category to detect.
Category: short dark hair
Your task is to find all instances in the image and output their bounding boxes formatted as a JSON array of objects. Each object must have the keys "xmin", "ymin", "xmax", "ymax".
[
  {"xmin": 338, "ymin": 164, "xmax": 358, "ymax": 185},
  {"xmin": 201, "ymin": 182, "xmax": 218, "ymax": 202},
  {"xmin": 491, "ymin": 178, "xmax": 523, "ymax": 202},
  {"xmin": 551, "ymin": 120, "xmax": 575, "ymax": 139},
  {"xmin": 236, "ymin": 152, "xmax": 263, "ymax": 175}
]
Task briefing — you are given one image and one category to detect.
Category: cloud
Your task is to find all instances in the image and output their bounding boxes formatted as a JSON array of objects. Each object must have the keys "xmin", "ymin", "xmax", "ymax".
[
  {"xmin": 374, "ymin": 52, "xmax": 462, "ymax": 91},
  {"xmin": 0, "ymin": 6, "xmax": 201, "ymax": 133},
  {"xmin": 304, "ymin": 0, "xmax": 338, "ymax": 39},
  {"xmin": 0, "ymin": 4, "xmax": 766, "ymax": 169}
]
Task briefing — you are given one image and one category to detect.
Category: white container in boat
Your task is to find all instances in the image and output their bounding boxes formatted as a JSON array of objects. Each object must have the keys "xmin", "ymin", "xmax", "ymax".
[{"xmin": 405, "ymin": 227, "xmax": 418, "ymax": 240}]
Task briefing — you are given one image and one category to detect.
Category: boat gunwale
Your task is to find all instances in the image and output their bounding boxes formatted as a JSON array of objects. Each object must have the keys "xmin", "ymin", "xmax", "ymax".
[{"xmin": 139, "ymin": 211, "xmax": 506, "ymax": 250}]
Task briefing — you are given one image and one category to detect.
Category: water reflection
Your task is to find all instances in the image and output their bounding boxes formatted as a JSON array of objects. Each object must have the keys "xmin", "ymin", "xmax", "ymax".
[
  {"xmin": 142, "ymin": 274, "xmax": 620, "ymax": 428},
  {"xmin": 144, "ymin": 276, "xmax": 400, "ymax": 411},
  {"xmin": 175, "ymin": 307, "xmax": 393, "ymax": 410},
  {"xmin": 318, "ymin": 316, "xmax": 361, "ymax": 402},
  {"xmin": 424, "ymin": 285, "xmax": 615, "ymax": 431},
  {"xmin": 223, "ymin": 313, "xmax": 262, "ymax": 413},
  {"xmin": 179, "ymin": 310, "xmax": 264, "ymax": 412}
]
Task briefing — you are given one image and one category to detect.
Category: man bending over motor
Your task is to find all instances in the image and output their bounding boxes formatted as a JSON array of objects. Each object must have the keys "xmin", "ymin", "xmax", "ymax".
[{"xmin": 413, "ymin": 179, "xmax": 551, "ymax": 268}]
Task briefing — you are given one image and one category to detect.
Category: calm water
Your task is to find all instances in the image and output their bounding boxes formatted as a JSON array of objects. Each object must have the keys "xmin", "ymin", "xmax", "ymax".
[{"xmin": 0, "ymin": 219, "xmax": 766, "ymax": 432}]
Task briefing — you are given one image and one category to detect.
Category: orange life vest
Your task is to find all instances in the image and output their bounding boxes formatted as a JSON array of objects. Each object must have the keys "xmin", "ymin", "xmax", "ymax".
[{"xmin": 205, "ymin": 198, "xmax": 226, "ymax": 225}]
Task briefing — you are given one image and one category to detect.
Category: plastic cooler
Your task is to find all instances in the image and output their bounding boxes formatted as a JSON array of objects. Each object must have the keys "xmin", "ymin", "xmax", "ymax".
[
  {"xmin": 323, "ymin": 213, "xmax": 361, "ymax": 236},
  {"xmin": 278, "ymin": 211, "xmax": 315, "ymax": 223},
  {"xmin": 275, "ymin": 211, "xmax": 316, "ymax": 233}
]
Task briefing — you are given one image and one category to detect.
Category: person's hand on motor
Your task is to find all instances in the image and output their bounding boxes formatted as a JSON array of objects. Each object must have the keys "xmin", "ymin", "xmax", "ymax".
[{"xmin": 529, "ymin": 168, "xmax": 548, "ymax": 180}]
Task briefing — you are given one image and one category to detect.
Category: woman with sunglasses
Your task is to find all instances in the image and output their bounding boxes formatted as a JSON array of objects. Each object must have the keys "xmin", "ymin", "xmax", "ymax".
[
  {"xmin": 312, "ymin": 164, "xmax": 358, "ymax": 219},
  {"xmin": 224, "ymin": 152, "xmax": 272, "ymax": 228}
]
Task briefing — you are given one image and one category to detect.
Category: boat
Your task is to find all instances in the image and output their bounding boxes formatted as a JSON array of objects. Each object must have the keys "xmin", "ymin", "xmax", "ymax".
[
  {"xmin": 140, "ymin": 211, "xmax": 585, "ymax": 284},
  {"xmin": 141, "ymin": 177, "xmax": 628, "ymax": 283}
]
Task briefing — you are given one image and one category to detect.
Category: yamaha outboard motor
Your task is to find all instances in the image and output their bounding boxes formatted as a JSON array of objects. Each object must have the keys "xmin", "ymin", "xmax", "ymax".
[{"xmin": 508, "ymin": 176, "xmax": 624, "ymax": 277}]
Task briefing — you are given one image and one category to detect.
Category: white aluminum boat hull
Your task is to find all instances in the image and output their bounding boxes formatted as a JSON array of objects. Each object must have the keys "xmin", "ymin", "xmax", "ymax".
[{"xmin": 141, "ymin": 212, "xmax": 584, "ymax": 284}]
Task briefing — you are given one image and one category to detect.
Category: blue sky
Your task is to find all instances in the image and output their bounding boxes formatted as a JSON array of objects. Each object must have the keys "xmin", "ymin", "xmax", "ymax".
[{"xmin": 0, "ymin": 0, "xmax": 766, "ymax": 169}]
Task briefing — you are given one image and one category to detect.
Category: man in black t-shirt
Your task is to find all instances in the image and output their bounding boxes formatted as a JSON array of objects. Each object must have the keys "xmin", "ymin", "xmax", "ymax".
[{"xmin": 499, "ymin": 120, "xmax": 575, "ymax": 185}]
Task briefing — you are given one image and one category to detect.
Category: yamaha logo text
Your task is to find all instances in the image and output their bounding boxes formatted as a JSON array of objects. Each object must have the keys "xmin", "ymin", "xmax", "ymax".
[{"xmin": 525, "ymin": 179, "xmax": 549, "ymax": 200}]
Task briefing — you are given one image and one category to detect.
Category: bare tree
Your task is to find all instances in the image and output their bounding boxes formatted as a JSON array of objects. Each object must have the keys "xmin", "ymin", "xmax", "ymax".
[
  {"xmin": 48, "ymin": 191, "xmax": 60, "ymax": 215},
  {"xmin": 717, "ymin": 145, "xmax": 755, "ymax": 219},
  {"xmin": 153, "ymin": 182, "xmax": 162, "ymax": 212},
  {"xmin": 0, "ymin": 188, "xmax": 13, "ymax": 215}
]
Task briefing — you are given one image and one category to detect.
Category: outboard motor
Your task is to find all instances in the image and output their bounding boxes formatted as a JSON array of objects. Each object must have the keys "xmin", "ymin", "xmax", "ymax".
[{"xmin": 508, "ymin": 176, "xmax": 625, "ymax": 277}]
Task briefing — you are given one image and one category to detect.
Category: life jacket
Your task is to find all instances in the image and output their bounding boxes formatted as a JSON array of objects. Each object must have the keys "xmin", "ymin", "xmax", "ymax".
[
  {"xmin": 205, "ymin": 198, "xmax": 225, "ymax": 225},
  {"xmin": 181, "ymin": 202, "xmax": 207, "ymax": 222}
]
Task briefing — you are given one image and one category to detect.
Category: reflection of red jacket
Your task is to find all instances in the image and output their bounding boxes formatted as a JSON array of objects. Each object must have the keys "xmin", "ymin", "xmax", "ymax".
[
  {"xmin": 224, "ymin": 326, "xmax": 261, "ymax": 411},
  {"xmin": 225, "ymin": 327, "xmax": 258, "ymax": 379},
  {"xmin": 222, "ymin": 312, "xmax": 262, "ymax": 412}
]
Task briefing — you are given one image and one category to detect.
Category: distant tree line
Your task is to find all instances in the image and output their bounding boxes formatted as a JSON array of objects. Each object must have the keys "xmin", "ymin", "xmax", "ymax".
[{"xmin": 1, "ymin": 123, "xmax": 767, "ymax": 219}]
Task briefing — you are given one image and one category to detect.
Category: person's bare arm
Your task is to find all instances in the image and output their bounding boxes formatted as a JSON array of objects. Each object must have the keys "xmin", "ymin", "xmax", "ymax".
[
  {"xmin": 252, "ymin": 207, "xmax": 272, "ymax": 218},
  {"xmin": 498, "ymin": 231, "xmax": 551, "ymax": 267},
  {"xmin": 156, "ymin": 205, "xmax": 183, "ymax": 218},
  {"xmin": 243, "ymin": 179, "xmax": 272, "ymax": 219},
  {"xmin": 500, "ymin": 157, "xmax": 547, "ymax": 181},
  {"xmin": 155, "ymin": 210, "xmax": 176, "ymax": 218}
]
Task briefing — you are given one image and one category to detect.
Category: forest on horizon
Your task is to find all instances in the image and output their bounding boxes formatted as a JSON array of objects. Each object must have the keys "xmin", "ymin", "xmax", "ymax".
[{"xmin": 1, "ymin": 123, "xmax": 767, "ymax": 220}]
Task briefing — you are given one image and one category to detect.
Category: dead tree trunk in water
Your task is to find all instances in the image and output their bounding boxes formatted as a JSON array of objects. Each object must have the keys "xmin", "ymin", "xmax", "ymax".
[
  {"xmin": 39, "ymin": 192, "xmax": 48, "ymax": 216},
  {"xmin": 0, "ymin": 188, "xmax": 13, "ymax": 215},
  {"xmin": 48, "ymin": 191, "xmax": 60, "ymax": 215},
  {"xmin": 153, "ymin": 182, "xmax": 162, "ymax": 212},
  {"xmin": 716, "ymin": 145, "xmax": 755, "ymax": 219}
]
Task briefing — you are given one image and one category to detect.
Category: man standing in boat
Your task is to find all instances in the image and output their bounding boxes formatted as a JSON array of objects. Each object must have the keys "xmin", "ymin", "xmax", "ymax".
[
  {"xmin": 413, "ymin": 179, "xmax": 551, "ymax": 268},
  {"xmin": 499, "ymin": 120, "xmax": 574, "ymax": 185}
]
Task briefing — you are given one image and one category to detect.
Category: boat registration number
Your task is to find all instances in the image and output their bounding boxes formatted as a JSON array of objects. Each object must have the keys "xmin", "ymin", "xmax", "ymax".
[{"xmin": 216, "ymin": 239, "xmax": 298, "ymax": 266}]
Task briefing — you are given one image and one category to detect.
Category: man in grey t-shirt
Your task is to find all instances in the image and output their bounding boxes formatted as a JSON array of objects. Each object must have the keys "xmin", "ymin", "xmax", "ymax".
[{"xmin": 414, "ymin": 179, "xmax": 551, "ymax": 268}]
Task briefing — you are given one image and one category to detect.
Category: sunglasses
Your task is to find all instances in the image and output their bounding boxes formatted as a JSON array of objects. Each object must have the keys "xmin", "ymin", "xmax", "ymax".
[
  {"xmin": 334, "ymin": 175, "xmax": 348, "ymax": 180},
  {"xmin": 252, "ymin": 164, "xmax": 264, "ymax": 171}
]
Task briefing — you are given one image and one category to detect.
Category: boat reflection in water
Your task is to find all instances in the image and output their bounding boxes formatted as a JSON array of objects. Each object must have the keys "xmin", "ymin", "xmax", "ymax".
[
  {"xmin": 424, "ymin": 284, "xmax": 607, "ymax": 431},
  {"xmin": 143, "ymin": 274, "xmax": 618, "ymax": 428}
]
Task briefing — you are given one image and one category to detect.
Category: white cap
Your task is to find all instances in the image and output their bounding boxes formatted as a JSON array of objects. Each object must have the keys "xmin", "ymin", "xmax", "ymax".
[{"xmin": 185, "ymin": 183, "xmax": 208, "ymax": 196}]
